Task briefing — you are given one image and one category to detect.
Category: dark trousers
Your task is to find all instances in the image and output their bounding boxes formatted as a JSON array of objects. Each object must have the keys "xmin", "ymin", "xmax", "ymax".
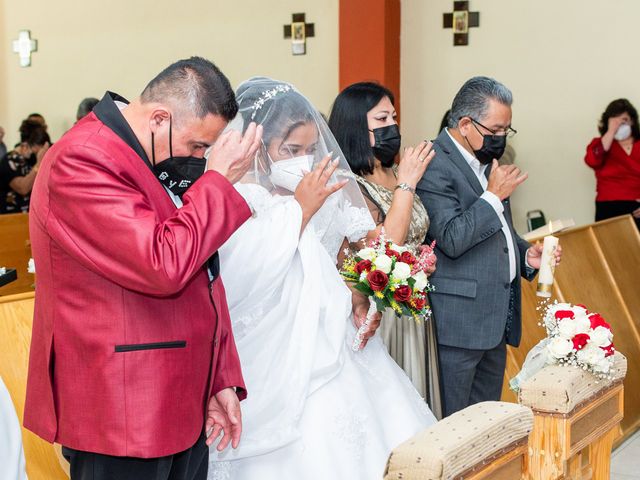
[
  {"xmin": 437, "ymin": 336, "xmax": 507, "ymax": 417},
  {"xmin": 62, "ymin": 434, "xmax": 208, "ymax": 480},
  {"xmin": 595, "ymin": 200, "xmax": 640, "ymax": 230}
]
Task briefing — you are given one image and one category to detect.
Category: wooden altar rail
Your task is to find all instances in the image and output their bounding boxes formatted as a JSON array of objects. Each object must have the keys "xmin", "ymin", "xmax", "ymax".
[
  {"xmin": 0, "ymin": 212, "xmax": 34, "ymax": 296},
  {"xmin": 502, "ymin": 215, "xmax": 640, "ymax": 444},
  {"xmin": 0, "ymin": 292, "xmax": 68, "ymax": 479}
]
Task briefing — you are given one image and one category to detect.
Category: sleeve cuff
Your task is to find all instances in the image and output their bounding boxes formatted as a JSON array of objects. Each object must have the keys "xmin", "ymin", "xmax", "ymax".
[{"xmin": 480, "ymin": 190, "xmax": 504, "ymax": 214}]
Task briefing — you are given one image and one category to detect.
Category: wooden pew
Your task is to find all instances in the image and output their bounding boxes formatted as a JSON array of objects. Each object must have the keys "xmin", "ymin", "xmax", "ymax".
[
  {"xmin": 0, "ymin": 213, "xmax": 34, "ymax": 296},
  {"xmin": 502, "ymin": 215, "xmax": 640, "ymax": 444},
  {"xmin": 0, "ymin": 292, "xmax": 68, "ymax": 479}
]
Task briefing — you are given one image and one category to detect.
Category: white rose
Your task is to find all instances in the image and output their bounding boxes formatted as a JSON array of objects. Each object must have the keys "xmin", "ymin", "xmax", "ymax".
[
  {"xmin": 589, "ymin": 326, "xmax": 613, "ymax": 347},
  {"xmin": 374, "ymin": 254, "xmax": 393, "ymax": 274},
  {"xmin": 573, "ymin": 314, "xmax": 591, "ymax": 334},
  {"xmin": 357, "ymin": 247, "xmax": 376, "ymax": 261},
  {"xmin": 413, "ymin": 270, "xmax": 428, "ymax": 292},
  {"xmin": 391, "ymin": 262, "xmax": 411, "ymax": 281},
  {"xmin": 548, "ymin": 337, "xmax": 574, "ymax": 359},
  {"xmin": 557, "ymin": 319, "xmax": 577, "ymax": 339},
  {"xmin": 576, "ymin": 343, "xmax": 606, "ymax": 366},
  {"xmin": 394, "ymin": 244, "xmax": 408, "ymax": 253}
]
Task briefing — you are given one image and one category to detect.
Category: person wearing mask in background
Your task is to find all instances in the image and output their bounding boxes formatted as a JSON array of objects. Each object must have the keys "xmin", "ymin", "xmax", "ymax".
[
  {"xmin": 0, "ymin": 122, "xmax": 50, "ymax": 214},
  {"xmin": 76, "ymin": 97, "xmax": 100, "ymax": 122},
  {"xmin": 329, "ymin": 82, "xmax": 442, "ymax": 418},
  {"xmin": 584, "ymin": 98, "xmax": 640, "ymax": 229}
]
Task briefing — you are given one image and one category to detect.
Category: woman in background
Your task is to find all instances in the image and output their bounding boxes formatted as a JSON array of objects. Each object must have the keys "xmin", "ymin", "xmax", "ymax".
[{"xmin": 585, "ymin": 98, "xmax": 640, "ymax": 229}]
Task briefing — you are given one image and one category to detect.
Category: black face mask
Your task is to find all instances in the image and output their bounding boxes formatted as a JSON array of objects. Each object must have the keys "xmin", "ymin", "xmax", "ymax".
[
  {"xmin": 151, "ymin": 117, "xmax": 206, "ymax": 197},
  {"xmin": 465, "ymin": 123, "xmax": 507, "ymax": 165},
  {"xmin": 370, "ymin": 124, "xmax": 401, "ymax": 167}
]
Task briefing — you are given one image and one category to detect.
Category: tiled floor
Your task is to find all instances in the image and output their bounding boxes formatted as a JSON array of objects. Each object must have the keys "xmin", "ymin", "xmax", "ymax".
[{"xmin": 612, "ymin": 430, "xmax": 640, "ymax": 479}]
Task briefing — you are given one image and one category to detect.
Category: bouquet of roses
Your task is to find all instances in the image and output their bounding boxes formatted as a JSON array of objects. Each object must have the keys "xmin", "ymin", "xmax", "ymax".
[
  {"xmin": 542, "ymin": 303, "xmax": 615, "ymax": 374},
  {"xmin": 340, "ymin": 230, "xmax": 436, "ymax": 350},
  {"xmin": 510, "ymin": 302, "xmax": 615, "ymax": 391}
]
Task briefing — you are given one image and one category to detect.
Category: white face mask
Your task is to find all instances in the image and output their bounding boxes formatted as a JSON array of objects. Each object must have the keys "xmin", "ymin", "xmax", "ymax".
[
  {"xmin": 614, "ymin": 123, "xmax": 632, "ymax": 141},
  {"xmin": 268, "ymin": 154, "xmax": 314, "ymax": 192}
]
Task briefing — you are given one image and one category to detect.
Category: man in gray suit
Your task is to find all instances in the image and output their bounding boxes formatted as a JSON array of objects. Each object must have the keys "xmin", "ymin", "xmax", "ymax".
[{"xmin": 417, "ymin": 77, "xmax": 558, "ymax": 416}]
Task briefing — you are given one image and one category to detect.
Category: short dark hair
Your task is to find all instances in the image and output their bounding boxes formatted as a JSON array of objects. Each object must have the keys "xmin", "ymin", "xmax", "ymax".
[
  {"xmin": 141, "ymin": 56, "xmax": 237, "ymax": 122},
  {"xmin": 76, "ymin": 97, "xmax": 100, "ymax": 120},
  {"xmin": 328, "ymin": 82, "xmax": 394, "ymax": 176},
  {"xmin": 19, "ymin": 120, "xmax": 50, "ymax": 146},
  {"xmin": 598, "ymin": 98, "xmax": 640, "ymax": 140}
]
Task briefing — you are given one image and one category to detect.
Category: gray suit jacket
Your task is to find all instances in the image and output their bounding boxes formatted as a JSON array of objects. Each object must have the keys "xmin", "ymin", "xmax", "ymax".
[{"xmin": 417, "ymin": 129, "xmax": 536, "ymax": 350}]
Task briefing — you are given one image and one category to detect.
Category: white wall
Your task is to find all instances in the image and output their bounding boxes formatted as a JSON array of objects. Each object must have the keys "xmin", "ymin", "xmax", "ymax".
[
  {"xmin": 0, "ymin": 0, "xmax": 338, "ymax": 146},
  {"xmin": 401, "ymin": 0, "xmax": 638, "ymax": 232}
]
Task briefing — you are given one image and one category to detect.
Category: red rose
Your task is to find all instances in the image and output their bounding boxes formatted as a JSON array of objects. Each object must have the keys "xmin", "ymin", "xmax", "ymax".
[
  {"xmin": 355, "ymin": 259, "xmax": 372, "ymax": 275},
  {"xmin": 572, "ymin": 333, "xmax": 590, "ymax": 351},
  {"xmin": 386, "ymin": 248, "xmax": 401, "ymax": 260},
  {"xmin": 588, "ymin": 313, "xmax": 610, "ymax": 330},
  {"xmin": 393, "ymin": 285, "xmax": 412, "ymax": 302},
  {"xmin": 412, "ymin": 295, "xmax": 427, "ymax": 310},
  {"xmin": 601, "ymin": 343, "xmax": 615, "ymax": 357},
  {"xmin": 400, "ymin": 251, "xmax": 416, "ymax": 265},
  {"xmin": 367, "ymin": 270, "xmax": 389, "ymax": 291},
  {"xmin": 555, "ymin": 310, "xmax": 575, "ymax": 320}
]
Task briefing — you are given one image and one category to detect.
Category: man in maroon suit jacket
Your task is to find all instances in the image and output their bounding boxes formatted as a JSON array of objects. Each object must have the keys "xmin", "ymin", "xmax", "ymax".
[{"xmin": 24, "ymin": 57, "xmax": 262, "ymax": 480}]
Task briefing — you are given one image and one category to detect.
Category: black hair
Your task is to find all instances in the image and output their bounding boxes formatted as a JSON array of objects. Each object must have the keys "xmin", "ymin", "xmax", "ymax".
[
  {"xmin": 19, "ymin": 120, "xmax": 50, "ymax": 146},
  {"xmin": 236, "ymin": 79, "xmax": 314, "ymax": 148},
  {"xmin": 439, "ymin": 110, "xmax": 450, "ymax": 133},
  {"xmin": 598, "ymin": 98, "xmax": 640, "ymax": 140},
  {"xmin": 328, "ymin": 82, "xmax": 394, "ymax": 176},
  {"xmin": 76, "ymin": 97, "xmax": 100, "ymax": 120},
  {"xmin": 141, "ymin": 56, "xmax": 237, "ymax": 121}
]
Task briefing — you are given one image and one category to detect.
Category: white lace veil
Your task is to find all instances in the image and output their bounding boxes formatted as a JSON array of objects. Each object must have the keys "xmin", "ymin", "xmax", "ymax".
[{"xmin": 226, "ymin": 77, "xmax": 375, "ymax": 260}]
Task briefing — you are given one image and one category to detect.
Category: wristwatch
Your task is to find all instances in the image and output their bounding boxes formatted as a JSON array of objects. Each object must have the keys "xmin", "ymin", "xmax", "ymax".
[{"xmin": 395, "ymin": 183, "xmax": 415, "ymax": 194}]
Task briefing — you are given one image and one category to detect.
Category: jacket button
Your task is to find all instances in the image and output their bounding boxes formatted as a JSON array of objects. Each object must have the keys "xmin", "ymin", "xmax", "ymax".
[
  {"xmin": 504, "ymin": 247, "xmax": 509, "ymax": 253},
  {"xmin": 214, "ymin": 338, "xmax": 219, "ymax": 347}
]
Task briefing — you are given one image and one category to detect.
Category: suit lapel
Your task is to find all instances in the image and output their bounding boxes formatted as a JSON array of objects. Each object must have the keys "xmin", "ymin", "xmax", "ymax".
[{"xmin": 435, "ymin": 129, "xmax": 484, "ymax": 197}]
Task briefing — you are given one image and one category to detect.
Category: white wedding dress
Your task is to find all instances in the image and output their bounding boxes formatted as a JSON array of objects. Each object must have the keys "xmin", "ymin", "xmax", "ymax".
[{"xmin": 208, "ymin": 184, "xmax": 436, "ymax": 480}]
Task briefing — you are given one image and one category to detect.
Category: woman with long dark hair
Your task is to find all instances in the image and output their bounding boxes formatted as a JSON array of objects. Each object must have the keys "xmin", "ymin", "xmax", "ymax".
[
  {"xmin": 585, "ymin": 98, "xmax": 640, "ymax": 228},
  {"xmin": 329, "ymin": 82, "xmax": 442, "ymax": 418}
]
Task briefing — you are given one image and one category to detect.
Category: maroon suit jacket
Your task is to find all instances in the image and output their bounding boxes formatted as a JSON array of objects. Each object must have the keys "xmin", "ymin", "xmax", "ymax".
[{"xmin": 24, "ymin": 110, "xmax": 250, "ymax": 458}]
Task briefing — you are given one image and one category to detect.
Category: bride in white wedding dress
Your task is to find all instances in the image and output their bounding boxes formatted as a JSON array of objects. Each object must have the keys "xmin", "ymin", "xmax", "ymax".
[{"xmin": 208, "ymin": 78, "xmax": 436, "ymax": 480}]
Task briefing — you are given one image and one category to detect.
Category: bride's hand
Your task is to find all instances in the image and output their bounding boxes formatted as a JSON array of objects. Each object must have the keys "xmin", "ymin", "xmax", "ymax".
[
  {"xmin": 352, "ymin": 294, "xmax": 382, "ymax": 349},
  {"xmin": 205, "ymin": 387, "xmax": 242, "ymax": 451},
  {"xmin": 294, "ymin": 154, "xmax": 347, "ymax": 233}
]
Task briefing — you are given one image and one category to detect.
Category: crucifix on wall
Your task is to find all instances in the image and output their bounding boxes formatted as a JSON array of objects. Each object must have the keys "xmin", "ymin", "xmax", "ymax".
[
  {"xmin": 283, "ymin": 13, "xmax": 315, "ymax": 55},
  {"xmin": 443, "ymin": 1, "xmax": 479, "ymax": 46},
  {"xmin": 12, "ymin": 30, "xmax": 38, "ymax": 67}
]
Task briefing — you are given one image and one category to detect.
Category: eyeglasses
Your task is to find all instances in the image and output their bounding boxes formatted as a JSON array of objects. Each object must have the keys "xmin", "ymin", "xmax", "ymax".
[{"xmin": 470, "ymin": 118, "xmax": 517, "ymax": 139}]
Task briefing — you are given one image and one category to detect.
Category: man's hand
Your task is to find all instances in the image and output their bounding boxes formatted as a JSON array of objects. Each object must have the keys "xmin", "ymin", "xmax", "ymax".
[
  {"xmin": 205, "ymin": 387, "xmax": 242, "ymax": 451},
  {"xmin": 487, "ymin": 159, "xmax": 528, "ymax": 201},
  {"xmin": 207, "ymin": 122, "xmax": 263, "ymax": 184},
  {"xmin": 352, "ymin": 293, "xmax": 381, "ymax": 349},
  {"xmin": 525, "ymin": 243, "xmax": 563, "ymax": 270}
]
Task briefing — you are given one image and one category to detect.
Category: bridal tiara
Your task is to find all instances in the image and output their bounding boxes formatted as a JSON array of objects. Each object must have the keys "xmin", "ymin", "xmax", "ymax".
[{"xmin": 250, "ymin": 84, "xmax": 292, "ymax": 120}]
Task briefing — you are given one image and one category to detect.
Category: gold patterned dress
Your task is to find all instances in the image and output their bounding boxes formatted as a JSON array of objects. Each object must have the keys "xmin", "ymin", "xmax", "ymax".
[{"xmin": 355, "ymin": 173, "xmax": 443, "ymax": 419}]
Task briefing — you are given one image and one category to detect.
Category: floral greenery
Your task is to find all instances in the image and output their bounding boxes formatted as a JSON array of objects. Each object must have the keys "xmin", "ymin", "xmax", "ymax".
[{"xmin": 340, "ymin": 230, "xmax": 436, "ymax": 320}]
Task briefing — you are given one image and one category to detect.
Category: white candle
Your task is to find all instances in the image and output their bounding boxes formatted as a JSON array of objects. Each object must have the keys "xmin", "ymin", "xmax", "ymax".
[{"xmin": 536, "ymin": 235, "xmax": 559, "ymax": 297}]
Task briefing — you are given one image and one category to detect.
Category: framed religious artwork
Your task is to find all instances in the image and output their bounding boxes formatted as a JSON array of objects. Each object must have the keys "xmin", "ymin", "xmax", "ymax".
[{"xmin": 453, "ymin": 10, "xmax": 469, "ymax": 34}]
